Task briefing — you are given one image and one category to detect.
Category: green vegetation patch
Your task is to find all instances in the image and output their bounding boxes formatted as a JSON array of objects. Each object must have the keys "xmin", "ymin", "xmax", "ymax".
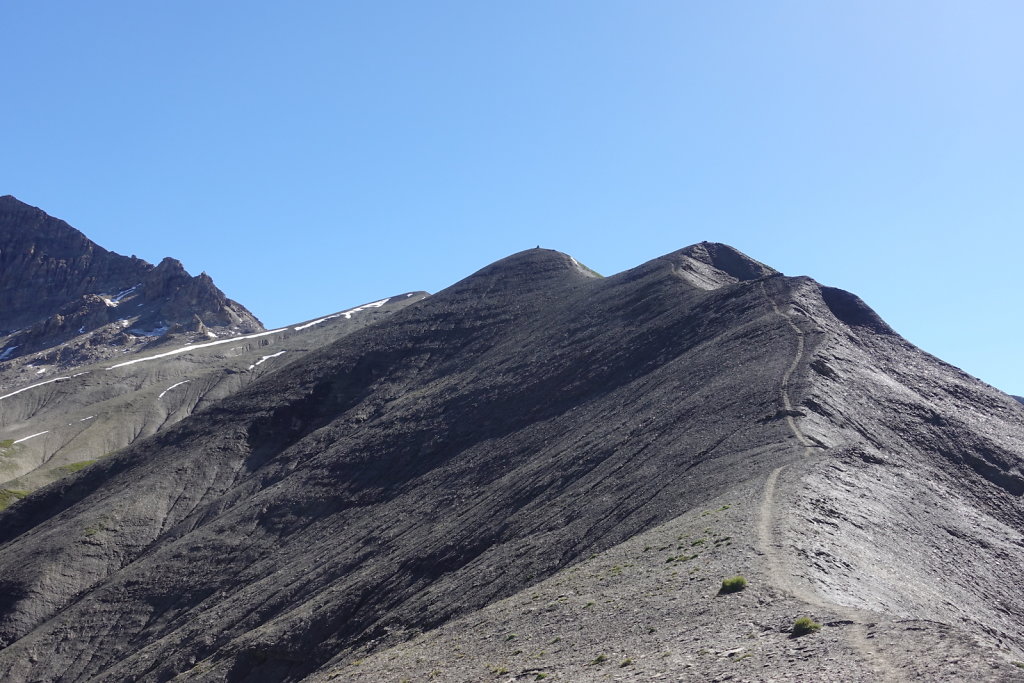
[
  {"xmin": 720, "ymin": 576, "xmax": 748, "ymax": 594},
  {"xmin": 0, "ymin": 488, "xmax": 29, "ymax": 511},
  {"xmin": 666, "ymin": 553, "xmax": 699, "ymax": 563},
  {"xmin": 58, "ymin": 459, "xmax": 97, "ymax": 475},
  {"xmin": 792, "ymin": 616, "xmax": 822, "ymax": 636},
  {"xmin": 0, "ymin": 439, "xmax": 15, "ymax": 449}
]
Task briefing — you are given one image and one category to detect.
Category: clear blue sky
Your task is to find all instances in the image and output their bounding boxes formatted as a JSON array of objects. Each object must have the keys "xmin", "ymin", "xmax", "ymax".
[{"xmin": 2, "ymin": 2, "xmax": 1021, "ymax": 394}]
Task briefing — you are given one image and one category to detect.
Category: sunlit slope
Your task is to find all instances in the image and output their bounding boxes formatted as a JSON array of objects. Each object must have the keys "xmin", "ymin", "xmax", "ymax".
[{"xmin": 0, "ymin": 294, "xmax": 427, "ymax": 500}]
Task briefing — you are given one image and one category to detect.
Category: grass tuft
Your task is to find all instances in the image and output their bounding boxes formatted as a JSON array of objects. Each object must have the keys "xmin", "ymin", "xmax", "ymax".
[
  {"xmin": 792, "ymin": 616, "xmax": 822, "ymax": 636},
  {"xmin": 720, "ymin": 576, "xmax": 748, "ymax": 594}
]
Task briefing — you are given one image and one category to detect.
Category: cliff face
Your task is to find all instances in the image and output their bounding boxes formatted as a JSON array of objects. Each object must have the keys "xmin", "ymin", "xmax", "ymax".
[
  {"xmin": 0, "ymin": 196, "xmax": 150, "ymax": 332},
  {"xmin": 0, "ymin": 196, "xmax": 262, "ymax": 364}
]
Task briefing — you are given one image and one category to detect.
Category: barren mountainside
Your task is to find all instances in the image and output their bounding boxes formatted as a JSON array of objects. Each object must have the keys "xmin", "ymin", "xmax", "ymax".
[{"xmin": 0, "ymin": 237, "xmax": 1022, "ymax": 682}]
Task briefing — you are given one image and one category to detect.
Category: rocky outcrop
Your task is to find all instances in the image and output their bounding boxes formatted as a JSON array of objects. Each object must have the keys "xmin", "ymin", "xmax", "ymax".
[
  {"xmin": 0, "ymin": 196, "xmax": 262, "ymax": 364},
  {"xmin": 0, "ymin": 196, "xmax": 149, "ymax": 332}
]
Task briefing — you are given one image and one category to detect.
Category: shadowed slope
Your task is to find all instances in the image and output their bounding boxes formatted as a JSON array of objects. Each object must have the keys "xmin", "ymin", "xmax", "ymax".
[{"xmin": 0, "ymin": 246, "xmax": 807, "ymax": 681}]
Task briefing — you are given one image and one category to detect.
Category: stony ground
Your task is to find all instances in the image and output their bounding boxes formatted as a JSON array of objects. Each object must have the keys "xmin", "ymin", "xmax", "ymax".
[{"xmin": 308, "ymin": 471, "xmax": 1024, "ymax": 683}]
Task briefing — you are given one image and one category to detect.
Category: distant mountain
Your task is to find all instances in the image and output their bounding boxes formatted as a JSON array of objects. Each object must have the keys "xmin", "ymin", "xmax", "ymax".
[
  {"xmin": 1, "ymin": 242, "xmax": 1022, "ymax": 682},
  {"xmin": 0, "ymin": 196, "xmax": 428, "ymax": 506},
  {"xmin": 0, "ymin": 195, "xmax": 262, "ymax": 368},
  {"xmin": 1014, "ymin": 395, "xmax": 1024, "ymax": 405}
]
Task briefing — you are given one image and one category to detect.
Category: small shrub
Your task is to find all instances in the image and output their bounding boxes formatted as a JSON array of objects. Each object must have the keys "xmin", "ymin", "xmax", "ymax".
[
  {"xmin": 792, "ymin": 616, "xmax": 822, "ymax": 636},
  {"xmin": 0, "ymin": 439, "xmax": 15, "ymax": 449},
  {"xmin": 720, "ymin": 576, "xmax": 748, "ymax": 594},
  {"xmin": 619, "ymin": 658, "xmax": 633, "ymax": 667},
  {"xmin": 590, "ymin": 654, "xmax": 608, "ymax": 665}
]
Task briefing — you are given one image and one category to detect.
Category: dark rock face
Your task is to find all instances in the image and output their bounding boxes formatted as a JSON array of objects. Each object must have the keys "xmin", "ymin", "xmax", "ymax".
[
  {"xmin": 0, "ymin": 196, "xmax": 262, "ymax": 361},
  {"xmin": 0, "ymin": 195, "xmax": 149, "ymax": 332},
  {"xmin": 0, "ymin": 244, "xmax": 1021, "ymax": 682}
]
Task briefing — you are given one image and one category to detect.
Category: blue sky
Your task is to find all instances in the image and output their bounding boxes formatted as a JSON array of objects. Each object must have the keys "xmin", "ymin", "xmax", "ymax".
[{"xmin": 2, "ymin": 2, "xmax": 1021, "ymax": 394}]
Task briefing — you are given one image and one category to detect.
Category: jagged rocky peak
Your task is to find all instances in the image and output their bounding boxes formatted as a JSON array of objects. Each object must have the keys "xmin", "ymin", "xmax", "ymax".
[
  {"xmin": 0, "ymin": 196, "xmax": 262, "ymax": 364},
  {"xmin": 0, "ymin": 195, "xmax": 150, "ymax": 331},
  {"xmin": 141, "ymin": 256, "xmax": 256, "ymax": 330}
]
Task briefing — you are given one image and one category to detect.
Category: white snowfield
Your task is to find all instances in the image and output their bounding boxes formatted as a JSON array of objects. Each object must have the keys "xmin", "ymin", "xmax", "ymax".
[
  {"xmin": 2, "ymin": 297, "xmax": 399, "ymax": 405},
  {"xmin": 248, "ymin": 351, "xmax": 286, "ymax": 370},
  {"xmin": 158, "ymin": 380, "xmax": 191, "ymax": 399},
  {"xmin": 292, "ymin": 298, "xmax": 391, "ymax": 331},
  {"xmin": 0, "ymin": 372, "xmax": 90, "ymax": 403},
  {"xmin": 106, "ymin": 328, "xmax": 287, "ymax": 370},
  {"xmin": 13, "ymin": 431, "xmax": 48, "ymax": 444}
]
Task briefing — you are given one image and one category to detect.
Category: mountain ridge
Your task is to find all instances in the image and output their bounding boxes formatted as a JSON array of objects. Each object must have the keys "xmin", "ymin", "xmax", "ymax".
[{"xmin": 0, "ymin": 239, "xmax": 1022, "ymax": 681}]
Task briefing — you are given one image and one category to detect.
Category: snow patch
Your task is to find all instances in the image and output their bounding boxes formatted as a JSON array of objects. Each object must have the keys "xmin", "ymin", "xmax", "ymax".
[
  {"xmin": 35, "ymin": 368, "xmax": 47, "ymax": 375},
  {"xmin": 248, "ymin": 350, "xmax": 286, "ymax": 370},
  {"xmin": 80, "ymin": 416, "xmax": 95, "ymax": 421},
  {"xmin": 103, "ymin": 284, "xmax": 140, "ymax": 307},
  {"xmin": 0, "ymin": 372, "xmax": 88, "ymax": 402},
  {"xmin": 293, "ymin": 298, "xmax": 391, "ymax": 331},
  {"xmin": 106, "ymin": 328, "xmax": 287, "ymax": 369},
  {"xmin": 13, "ymin": 431, "xmax": 48, "ymax": 444},
  {"xmin": 0, "ymin": 346, "xmax": 18, "ymax": 361},
  {"xmin": 129, "ymin": 325, "xmax": 169, "ymax": 337},
  {"xmin": 158, "ymin": 380, "xmax": 191, "ymax": 399}
]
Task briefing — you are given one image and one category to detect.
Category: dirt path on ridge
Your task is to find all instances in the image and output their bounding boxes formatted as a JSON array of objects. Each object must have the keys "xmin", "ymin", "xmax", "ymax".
[{"xmin": 756, "ymin": 280, "xmax": 900, "ymax": 682}]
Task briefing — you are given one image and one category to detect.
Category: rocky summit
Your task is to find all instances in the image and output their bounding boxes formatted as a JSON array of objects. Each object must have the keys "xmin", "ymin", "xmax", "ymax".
[
  {"xmin": 0, "ymin": 220, "xmax": 1023, "ymax": 682},
  {"xmin": 0, "ymin": 195, "xmax": 262, "ymax": 368}
]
